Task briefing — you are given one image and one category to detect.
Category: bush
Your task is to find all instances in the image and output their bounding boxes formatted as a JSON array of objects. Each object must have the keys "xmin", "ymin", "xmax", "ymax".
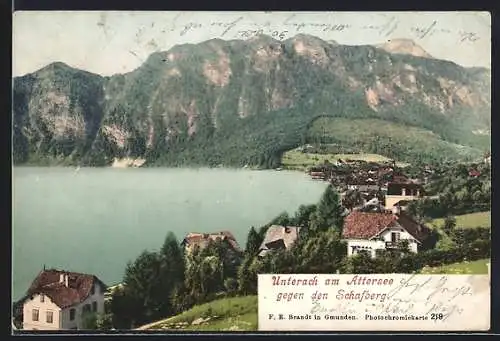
[
  {"xmin": 398, "ymin": 237, "xmax": 490, "ymax": 272},
  {"xmin": 396, "ymin": 254, "xmax": 423, "ymax": 273},
  {"xmin": 81, "ymin": 312, "xmax": 98, "ymax": 330},
  {"xmin": 96, "ymin": 313, "xmax": 113, "ymax": 330},
  {"xmin": 451, "ymin": 227, "xmax": 490, "ymax": 246},
  {"xmin": 223, "ymin": 278, "xmax": 239, "ymax": 295},
  {"xmin": 462, "ymin": 239, "xmax": 491, "ymax": 260},
  {"xmin": 415, "ymin": 249, "xmax": 465, "ymax": 268}
]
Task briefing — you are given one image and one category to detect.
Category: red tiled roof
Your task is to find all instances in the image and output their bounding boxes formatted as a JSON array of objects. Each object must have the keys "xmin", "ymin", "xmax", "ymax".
[
  {"xmin": 23, "ymin": 269, "xmax": 106, "ymax": 309},
  {"xmin": 342, "ymin": 211, "xmax": 397, "ymax": 239},
  {"xmin": 342, "ymin": 211, "xmax": 430, "ymax": 242}
]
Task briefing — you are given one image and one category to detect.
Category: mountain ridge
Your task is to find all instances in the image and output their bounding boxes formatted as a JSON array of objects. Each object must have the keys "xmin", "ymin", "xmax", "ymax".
[
  {"xmin": 376, "ymin": 38, "xmax": 434, "ymax": 59},
  {"xmin": 21, "ymin": 35, "xmax": 491, "ymax": 78},
  {"xmin": 13, "ymin": 34, "xmax": 491, "ymax": 167}
]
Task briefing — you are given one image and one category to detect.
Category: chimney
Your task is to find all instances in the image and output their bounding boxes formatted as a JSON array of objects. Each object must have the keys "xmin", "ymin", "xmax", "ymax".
[
  {"xmin": 59, "ymin": 273, "xmax": 64, "ymax": 284},
  {"xmin": 392, "ymin": 205, "xmax": 401, "ymax": 215},
  {"xmin": 65, "ymin": 274, "xmax": 68, "ymax": 287}
]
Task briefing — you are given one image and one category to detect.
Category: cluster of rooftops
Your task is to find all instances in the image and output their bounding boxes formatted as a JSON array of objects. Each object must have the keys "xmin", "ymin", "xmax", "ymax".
[{"xmin": 181, "ymin": 207, "xmax": 430, "ymax": 259}]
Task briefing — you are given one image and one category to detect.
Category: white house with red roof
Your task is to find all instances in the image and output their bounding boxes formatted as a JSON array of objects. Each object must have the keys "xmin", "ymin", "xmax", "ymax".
[
  {"xmin": 341, "ymin": 209, "xmax": 431, "ymax": 258},
  {"xmin": 18, "ymin": 269, "xmax": 106, "ymax": 330}
]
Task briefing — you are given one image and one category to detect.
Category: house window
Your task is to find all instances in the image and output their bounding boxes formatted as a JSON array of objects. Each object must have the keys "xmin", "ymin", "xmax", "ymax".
[
  {"xmin": 40, "ymin": 294, "xmax": 45, "ymax": 303},
  {"xmin": 32, "ymin": 309, "xmax": 39, "ymax": 321},
  {"xmin": 92, "ymin": 302, "xmax": 97, "ymax": 312},
  {"xmin": 90, "ymin": 284, "xmax": 95, "ymax": 295},
  {"xmin": 391, "ymin": 232, "xmax": 401, "ymax": 243},
  {"xmin": 46, "ymin": 311, "xmax": 53, "ymax": 324},
  {"xmin": 83, "ymin": 304, "xmax": 91, "ymax": 314},
  {"xmin": 69, "ymin": 308, "xmax": 76, "ymax": 321}
]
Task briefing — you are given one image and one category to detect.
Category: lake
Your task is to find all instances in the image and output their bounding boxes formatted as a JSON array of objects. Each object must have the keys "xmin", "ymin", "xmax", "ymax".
[{"xmin": 12, "ymin": 167, "xmax": 328, "ymax": 301}]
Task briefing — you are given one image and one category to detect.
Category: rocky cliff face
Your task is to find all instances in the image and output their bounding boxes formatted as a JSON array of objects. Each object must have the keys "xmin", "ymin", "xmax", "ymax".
[
  {"xmin": 376, "ymin": 38, "xmax": 434, "ymax": 58},
  {"xmin": 12, "ymin": 34, "xmax": 491, "ymax": 167}
]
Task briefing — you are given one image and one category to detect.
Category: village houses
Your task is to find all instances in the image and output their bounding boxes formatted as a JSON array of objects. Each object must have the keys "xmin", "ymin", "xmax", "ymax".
[
  {"xmin": 181, "ymin": 231, "xmax": 242, "ymax": 254},
  {"xmin": 384, "ymin": 182, "xmax": 424, "ymax": 209},
  {"xmin": 341, "ymin": 207, "xmax": 431, "ymax": 258},
  {"xmin": 258, "ymin": 225, "xmax": 301, "ymax": 257},
  {"xmin": 17, "ymin": 269, "xmax": 106, "ymax": 330}
]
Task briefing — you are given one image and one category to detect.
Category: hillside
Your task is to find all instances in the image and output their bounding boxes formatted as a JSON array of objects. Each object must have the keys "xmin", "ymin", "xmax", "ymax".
[
  {"xmin": 13, "ymin": 34, "xmax": 490, "ymax": 168},
  {"xmin": 304, "ymin": 117, "xmax": 483, "ymax": 165},
  {"xmin": 137, "ymin": 296, "xmax": 257, "ymax": 331}
]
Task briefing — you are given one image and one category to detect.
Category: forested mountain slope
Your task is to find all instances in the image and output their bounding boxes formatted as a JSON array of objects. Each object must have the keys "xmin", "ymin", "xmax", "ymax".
[{"xmin": 13, "ymin": 34, "xmax": 490, "ymax": 167}]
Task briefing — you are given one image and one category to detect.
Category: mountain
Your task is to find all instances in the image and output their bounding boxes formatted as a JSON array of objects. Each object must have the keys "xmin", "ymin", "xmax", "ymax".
[
  {"xmin": 376, "ymin": 38, "xmax": 434, "ymax": 58},
  {"xmin": 12, "ymin": 34, "xmax": 491, "ymax": 168}
]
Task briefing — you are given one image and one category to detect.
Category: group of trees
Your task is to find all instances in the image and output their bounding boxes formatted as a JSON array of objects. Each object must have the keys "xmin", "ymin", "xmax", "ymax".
[
  {"xmin": 100, "ymin": 172, "xmax": 490, "ymax": 330},
  {"xmin": 237, "ymin": 185, "xmax": 346, "ymax": 294},
  {"xmin": 103, "ymin": 227, "xmax": 248, "ymax": 330},
  {"xmin": 408, "ymin": 162, "xmax": 491, "ymax": 219},
  {"xmin": 101, "ymin": 185, "xmax": 345, "ymax": 329},
  {"xmin": 106, "ymin": 233, "xmax": 185, "ymax": 329}
]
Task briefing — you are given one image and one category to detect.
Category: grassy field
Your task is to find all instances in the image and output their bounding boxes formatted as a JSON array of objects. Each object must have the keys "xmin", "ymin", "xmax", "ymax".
[
  {"xmin": 431, "ymin": 211, "xmax": 491, "ymax": 229},
  {"xmin": 138, "ymin": 295, "xmax": 258, "ymax": 331},
  {"xmin": 281, "ymin": 148, "xmax": 408, "ymax": 171},
  {"xmin": 281, "ymin": 117, "xmax": 481, "ymax": 171},
  {"xmin": 419, "ymin": 259, "xmax": 490, "ymax": 274}
]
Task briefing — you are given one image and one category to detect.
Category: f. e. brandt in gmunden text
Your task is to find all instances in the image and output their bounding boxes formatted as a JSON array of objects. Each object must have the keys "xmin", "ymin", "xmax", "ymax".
[{"xmin": 257, "ymin": 274, "xmax": 490, "ymax": 331}]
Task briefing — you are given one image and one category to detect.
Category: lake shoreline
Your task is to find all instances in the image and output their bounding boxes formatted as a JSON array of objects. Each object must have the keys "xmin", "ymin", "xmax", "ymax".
[{"xmin": 12, "ymin": 167, "xmax": 327, "ymax": 300}]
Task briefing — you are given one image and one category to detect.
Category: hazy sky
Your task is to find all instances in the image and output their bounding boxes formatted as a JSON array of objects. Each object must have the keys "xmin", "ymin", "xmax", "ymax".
[{"xmin": 13, "ymin": 11, "xmax": 491, "ymax": 77}]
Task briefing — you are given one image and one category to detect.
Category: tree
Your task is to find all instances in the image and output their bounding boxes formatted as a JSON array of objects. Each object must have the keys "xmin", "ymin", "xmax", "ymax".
[
  {"xmin": 245, "ymin": 226, "xmax": 262, "ymax": 256},
  {"xmin": 156, "ymin": 232, "xmax": 186, "ymax": 317},
  {"xmin": 224, "ymin": 277, "xmax": 239, "ymax": 294},
  {"xmin": 169, "ymin": 282, "xmax": 193, "ymax": 315},
  {"xmin": 121, "ymin": 250, "xmax": 163, "ymax": 325},
  {"xmin": 270, "ymin": 211, "xmax": 292, "ymax": 226},
  {"xmin": 237, "ymin": 255, "xmax": 257, "ymax": 295},
  {"xmin": 343, "ymin": 190, "xmax": 363, "ymax": 210},
  {"xmin": 443, "ymin": 215, "xmax": 457, "ymax": 236},
  {"xmin": 199, "ymin": 255, "xmax": 224, "ymax": 296},
  {"xmin": 311, "ymin": 185, "xmax": 344, "ymax": 232},
  {"xmin": 293, "ymin": 204, "xmax": 317, "ymax": 228},
  {"xmin": 293, "ymin": 229, "xmax": 346, "ymax": 273},
  {"xmin": 109, "ymin": 286, "xmax": 140, "ymax": 329},
  {"xmin": 183, "ymin": 242, "xmax": 234, "ymax": 303},
  {"xmin": 184, "ymin": 247, "xmax": 205, "ymax": 302},
  {"xmin": 341, "ymin": 252, "xmax": 377, "ymax": 274}
]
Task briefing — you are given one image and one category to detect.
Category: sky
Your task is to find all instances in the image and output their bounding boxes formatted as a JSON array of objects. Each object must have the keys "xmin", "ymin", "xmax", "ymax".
[{"xmin": 12, "ymin": 11, "xmax": 491, "ymax": 77}]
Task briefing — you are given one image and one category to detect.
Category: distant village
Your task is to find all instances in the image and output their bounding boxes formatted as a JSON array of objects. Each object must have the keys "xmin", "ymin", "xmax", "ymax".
[{"xmin": 184, "ymin": 159, "xmax": 433, "ymax": 259}]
